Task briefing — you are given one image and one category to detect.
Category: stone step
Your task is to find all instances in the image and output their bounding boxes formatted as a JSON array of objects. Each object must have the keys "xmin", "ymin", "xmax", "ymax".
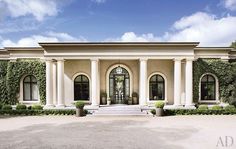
[{"xmin": 92, "ymin": 105, "xmax": 149, "ymax": 116}]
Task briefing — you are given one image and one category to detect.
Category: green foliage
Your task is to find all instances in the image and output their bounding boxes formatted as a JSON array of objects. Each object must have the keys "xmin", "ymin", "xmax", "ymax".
[
  {"xmin": 211, "ymin": 105, "xmax": 222, "ymax": 110},
  {"xmin": 0, "ymin": 59, "xmax": 46, "ymax": 105},
  {"xmin": 0, "ymin": 103, "xmax": 2, "ymax": 109},
  {"xmin": 224, "ymin": 105, "xmax": 236, "ymax": 110},
  {"xmin": 150, "ymin": 109, "xmax": 156, "ymax": 115},
  {"xmin": 193, "ymin": 59, "xmax": 236, "ymax": 103},
  {"xmin": 16, "ymin": 104, "xmax": 27, "ymax": 110},
  {"xmin": 0, "ymin": 60, "xmax": 9, "ymax": 104},
  {"xmin": 198, "ymin": 105, "xmax": 208, "ymax": 110},
  {"xmin": 32, "ymin": 104, "xmax": 43, "ymax": 110},
  {"xmin": 155, "ymin": 101, "xmax": 165, "ymax": 108},
  {"xmin": 230, "ymin": 41, "xmax": 236, "ymax": 49},
  {"xmin": 2, "ymin": 105, "xmax": 12, "ymax": 110},
  {"xmin": 0, "ymin": 109, "xmax": 76, "ymax": 116},
  {"xmin": 165, "ymin": 109, "xmax": 236, "ymax": 115},
  {"xmin": 75, "ymin": 101, "xmax": 85, "ymax": 109}
]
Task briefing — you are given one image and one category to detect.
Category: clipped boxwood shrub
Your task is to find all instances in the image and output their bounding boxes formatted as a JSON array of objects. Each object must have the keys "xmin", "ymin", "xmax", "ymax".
[
  {"xmin": 2, "ymin": 105, "xmax": 12, "ymax": 110},
  {"xmin": 75, "ymin": 101, "xmax": 85, "ymax": 109},
  {"xmin": 198, "ymin": 105, "xmax": 208, "ymax": 110},
  {"xmin": 32, "ymin": 104, "xmax": 43, "ymax": 110},
  {"xmin": 16, "ymin": 104, "xmax": 27, "ymax": 110},
  {"xmin": 224, "ymin": 105, "xmax": 236, "ymax": 111},
  {"xmin": 211, "ymin": 105, "xmax": 222, "ymax": 110},
  {"xmin": 150, "ymin": 109, "xmax": 156, "ymax": 115},
  {"xmin": 155, "ymin": 101, "xmax": 165, "ymax": 108}
]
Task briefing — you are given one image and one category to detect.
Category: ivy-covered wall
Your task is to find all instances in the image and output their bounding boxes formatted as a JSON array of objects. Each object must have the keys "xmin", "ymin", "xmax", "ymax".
[
  {"xmin": 193, "ymin": 58, "xmax": 236, "ymax": 104},
  {"xmin": 0, "ymin": 60, "xmax": 9, "ymax": 104},
  {"xmin": 0, "ymin": 59, "xmax": 46, "ymax": 105}
]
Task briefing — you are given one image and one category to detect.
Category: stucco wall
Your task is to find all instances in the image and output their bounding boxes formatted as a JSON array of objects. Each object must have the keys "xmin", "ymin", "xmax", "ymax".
[
  {"xmin": 64, "ymin": 59, "xmax": 179, "ymax": 105},
  {"xmin": 147, "ymin": 60, "xmax": 174, "ymax": 104},
  {"xmin": 64, "ymin": 60, "xmax": 91, "ymax": 105}
]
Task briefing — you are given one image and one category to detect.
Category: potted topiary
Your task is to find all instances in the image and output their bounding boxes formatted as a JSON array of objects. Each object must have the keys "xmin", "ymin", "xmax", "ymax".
[
  {"xmin": 132, "ymin": 92, "xmax": 138, "ymax": 104},
  {"xmin": 75, "ymin": 101, "xmax": 85, "ymax": 117},
  {"xmin": 155, "ymin": 101, "xmax": 165, "ymax": 116},
  {"xmin": 107, "ymin": 98, "xmax": 111, "ymax": 105},
  {"xmin": 128, "ymin": 97, "xmax": 132, "ymax": 105},
  {"xmin": 101, "ymin": 92, "xmax": 107, "ymax": 105}
]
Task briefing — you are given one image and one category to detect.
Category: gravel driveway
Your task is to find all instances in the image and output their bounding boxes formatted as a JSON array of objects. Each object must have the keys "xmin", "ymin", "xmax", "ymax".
[{"xmin": 0, "ymin": 115, "xmax": 235, "ymax": 149}]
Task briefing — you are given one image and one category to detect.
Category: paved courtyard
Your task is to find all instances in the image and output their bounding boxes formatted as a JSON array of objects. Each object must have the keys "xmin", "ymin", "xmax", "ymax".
[{"xmin": 0, "ymin": 115, "xmax": 235, "ymax": 149}]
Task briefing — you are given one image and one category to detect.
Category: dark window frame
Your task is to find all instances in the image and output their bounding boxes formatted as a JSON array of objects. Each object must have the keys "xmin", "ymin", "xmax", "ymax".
[
  {"xmin": 149, "ymin": 74, "xmax": 165, "ymax": 100},
  {"xmin": 74, "ymin": 75, "xmax": 90, "ymax": 101},
  {"xmin": 200, "ymin": 74, "xmax": 216, "ymax": 100},
  {"xmin": 23, "ymin": 75, "xmax": 38, "ymax": 101}
]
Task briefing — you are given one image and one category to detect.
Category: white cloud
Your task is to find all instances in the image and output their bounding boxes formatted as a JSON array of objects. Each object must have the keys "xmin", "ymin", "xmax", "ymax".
[
  {"xmin": 0, "ymin": 32, "xmax": 87, "ymax": 47},
  {"xmin": 164, "ymin": 12, "xmax": 236, "ymax": 46},
  {"xmin": 108, "ymin": 12, "xmax": 236, "ymax": 46},
  {"xmin": 222, "ymin": 0, "xmax": 236, "ymax": 11},
  {"xmin": 91, "ymin": 0, "xmax": 106, "ymax": 4},
  {"xmin": 106, "ymin": 32, "xmax": 161, "ymax": 42},
  {"xmin": 0, "ymin": 0, "xmax": 59, "ymax": 21}
]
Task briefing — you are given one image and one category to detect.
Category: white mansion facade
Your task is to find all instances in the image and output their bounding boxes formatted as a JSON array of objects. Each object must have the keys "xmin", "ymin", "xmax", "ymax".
[{"xmin": 0, "ymin": 42, "xmax": 235, "ymax": 108}]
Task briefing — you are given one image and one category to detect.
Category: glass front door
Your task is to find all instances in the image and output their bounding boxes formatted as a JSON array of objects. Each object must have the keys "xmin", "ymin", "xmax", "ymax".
[{"xmin": 109, "ymin": 66, "xmax": 130, "ymax": 104}]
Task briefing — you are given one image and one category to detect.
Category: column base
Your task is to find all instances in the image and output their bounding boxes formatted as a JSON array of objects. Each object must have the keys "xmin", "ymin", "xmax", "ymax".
[
  {"xmin": 56, "ymin": 104, "xmax": 65, "ymax": 108},
  {"xmin": 44, "ymin": 104, "xmax": 55, "ymax": 109},
  {"xmin": 184, "ymin": 104, "xmax": 196, "ymax": 109}
]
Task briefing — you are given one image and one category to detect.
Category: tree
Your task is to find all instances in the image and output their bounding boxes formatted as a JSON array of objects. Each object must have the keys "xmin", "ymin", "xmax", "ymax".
[{"xmin": 230, "ymin": 41, "xmax": 236, "ymax": 49}]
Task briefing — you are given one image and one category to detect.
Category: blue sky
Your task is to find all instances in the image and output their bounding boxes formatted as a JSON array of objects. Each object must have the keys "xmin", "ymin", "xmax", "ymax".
[{"xmin": 0, "ymin": 0, "xmax": 236, "ymax": 47}]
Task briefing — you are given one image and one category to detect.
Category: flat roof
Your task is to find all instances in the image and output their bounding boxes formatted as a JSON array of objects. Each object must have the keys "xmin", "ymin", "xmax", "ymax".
[{"xmin": 39, "ymin": 42, "xmax": 200, "ymax": 47}]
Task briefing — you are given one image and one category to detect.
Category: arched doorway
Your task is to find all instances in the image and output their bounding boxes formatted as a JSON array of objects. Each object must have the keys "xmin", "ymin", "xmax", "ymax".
[{"xmin": 109, "ymin": 66, "xmax": 130, "ymax": 104}]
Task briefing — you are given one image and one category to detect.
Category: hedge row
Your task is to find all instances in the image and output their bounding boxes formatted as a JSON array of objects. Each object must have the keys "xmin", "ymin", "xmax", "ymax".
[
  {"xmin": 0, "ymin": 109, "xmax": 76, "ymax": 116},
  {"xmin": 165, "ymin": 109, "xmax": 236, "ymax": 116}
]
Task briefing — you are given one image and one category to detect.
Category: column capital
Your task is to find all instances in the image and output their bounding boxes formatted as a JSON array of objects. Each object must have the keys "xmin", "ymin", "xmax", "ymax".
[
  {"xmin": 139, "ymin": 58, "xmax": 148, "ymax": 61},
  {"xmin": 173, "ymin": 58, "xmax": 183, "ymax": 61},
  {"xmin": 56, "ymin": 58, "xmax": 65, "ymax": 62},
  {"xmin": 186, "ymin": 57, "xmax": 195, "ymax": 61},
  {"xmin": 90, "ymin": 58, "xmax": 99, "ymax": 61}
]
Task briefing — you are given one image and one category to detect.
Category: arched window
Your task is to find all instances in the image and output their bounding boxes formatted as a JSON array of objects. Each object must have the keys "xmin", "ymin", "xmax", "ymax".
[
  {"xmin": 201, "ymin": 74, "xmax": 216, "ymax": 100},
  {"xmin": 149, "ymin": 74, "xmax": 165, "ymax": 100},
  {"xmin": 23, "ymin": 75, "xmax": 38, "ymax": 101},
  {"xmin": 74, "ymin": 75, "xmax": 89, "ymax": 101}
]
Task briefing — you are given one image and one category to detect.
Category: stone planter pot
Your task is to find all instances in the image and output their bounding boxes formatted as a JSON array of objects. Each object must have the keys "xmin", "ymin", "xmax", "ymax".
[
  {"xmin": 101, "ymin": 96, "xmax": 107, "ymax": 105},
  {"xmin": 155, "ymin": 108, "xmax": 164, "ymax": 116},
  {"xmin": 76, "ymin": 108, "xmax": 84, "ymax": 117},
  {"xmin": 132, "ymin": 97, "xmax": 138, "ymax": 105},
  {"xmin": 128, "ymin": 100, "xmax": 132, "ymax": 105}
]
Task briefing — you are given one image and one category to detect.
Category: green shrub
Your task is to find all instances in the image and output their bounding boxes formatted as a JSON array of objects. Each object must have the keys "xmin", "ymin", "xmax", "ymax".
[
  {"xmin": 2, "ymin": 105, "xmax": 12, "ymax": 110},
  {"xmin": 27, "ymin": 106, "xmax": 32, "ymax": 110},
  {"xmin": 224, "ymin": 105, "xmax": 236, "ymax": 111},
  {"xmin": 211, "ymin": 105, "xmax": 222, "ymax": 110},
  {"xmin": 198, "ymin": 105, "xmax": 208, "ymax": 110},
  {"xmin": 16, "ymin": 104, "xmax": 27, "ymax": 110},
  {"xmin": 150, "ymin": 109, "xmax": 156, "ymax": 115},
  {"xmin": 75, "ymin": 101, "xmax": 85, "ymax": 109},
  {"xmin": 32, "ymin": 104, "xmax": 43, "ymax": 110},
  {"xmin": 155, "ymin": 101, "xmax": 165, "ymax": 108},
  {"xmin": 0, "ymin": 103, "xmax": 2, "ymax": 109}
]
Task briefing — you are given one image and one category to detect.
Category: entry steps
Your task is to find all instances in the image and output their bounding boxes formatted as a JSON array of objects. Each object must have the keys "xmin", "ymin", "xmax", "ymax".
[{"xmin": 92, "ymin": 105, "xmax": 149, "ymax": 116}]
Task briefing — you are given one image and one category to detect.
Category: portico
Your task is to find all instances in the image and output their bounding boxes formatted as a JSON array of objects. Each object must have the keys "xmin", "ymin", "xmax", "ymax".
[{"xmin": 40, "ymin": 42, "xmax": 198, "ymax": 108}]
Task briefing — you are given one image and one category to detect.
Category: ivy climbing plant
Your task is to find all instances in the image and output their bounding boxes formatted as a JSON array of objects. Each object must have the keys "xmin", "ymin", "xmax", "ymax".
[
  {"xmin": 193, "ymin": 58, "xmax": 236, "ymax": 105},
  {"xmin": 0, "ymin": 59, "xmax": 46, "ymax": 105}
]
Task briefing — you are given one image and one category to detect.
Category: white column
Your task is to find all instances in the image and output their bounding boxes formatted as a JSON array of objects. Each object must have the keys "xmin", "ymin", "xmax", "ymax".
[
  {"xmin": 174, "ymin": 58, "xmax": 182, "ymax": 106},
  {"xmin": 139, "ymin": 58, "xmax": 147, "ymax": 106},
  {"xmin": 45, "ymin": 60, "xmax": 54, "ymax": 107},
  {"xmin": 52, "ymin": 62, "xmax": 57, "ymax": 105},
  {"xmin": 57, "ymin": 59, "xmax": 65, "ymax": 107},
  {"xmin": 185, "ymin": 58, "xmax": 194, "ymax": 107},
  {"xmin": 91, "ymin": 58, "xmax": 99, "ymax": 106}
]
